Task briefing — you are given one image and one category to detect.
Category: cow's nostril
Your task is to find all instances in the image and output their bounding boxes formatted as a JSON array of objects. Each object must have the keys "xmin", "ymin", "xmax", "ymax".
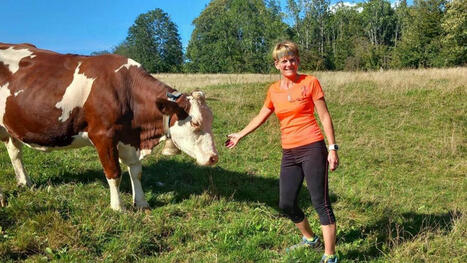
[{"xmin": 209, "ymin": 155, "xmax": 218, "ymax": 165}]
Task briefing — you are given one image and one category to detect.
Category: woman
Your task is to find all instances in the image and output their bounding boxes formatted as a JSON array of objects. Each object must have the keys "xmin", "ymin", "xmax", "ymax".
[{"xmin": 226, "ymin": 41, "xmax": 339, "ymax": 263}]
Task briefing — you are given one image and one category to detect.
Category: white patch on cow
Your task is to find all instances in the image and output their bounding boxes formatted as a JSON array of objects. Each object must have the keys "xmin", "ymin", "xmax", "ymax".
[
  {"xmin": 107, "ymin": 178, "xmax": 123, "ymax": 211},
  {"xmin": 169, "ymin": 91, "xmax": 218, "ymax": 166},
  {"xmin": 55, "ymin": 62, "xmax": 95, "ymax": 122},
  {"xmin": 0, "ymin": 47, "xmax": 34, "ymax": 74},
  {"xmin": 23, "ymin": 132, "xmax": 93, "ymax": 152},
  {"xmin": 5, "ymin": 137, "xmax": 31, "ymax": 186},
  {"xmin": 118, "ymin": 142, "xmax": 149, "ymax": 208},
  {"xmin": 0, "ymin": 83, "xmax": 12, "ymax": 127},
  {"xmin": 114, "ymin": 58, "xmax": 141, "ymax": 72},
  {"xmin": 14, "ymin": 90, "xmax": 23, "ymax": 96}
]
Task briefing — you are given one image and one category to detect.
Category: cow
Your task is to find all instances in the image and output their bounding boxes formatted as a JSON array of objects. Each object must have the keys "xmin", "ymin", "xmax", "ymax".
[{"xmin": 0, "ymin": 43, "xmax": 218, "ymax": 210}]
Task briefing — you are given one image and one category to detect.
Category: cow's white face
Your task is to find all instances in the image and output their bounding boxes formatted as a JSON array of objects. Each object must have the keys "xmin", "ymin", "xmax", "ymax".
[{"xmin": 167, "ymin": 91, "xmax": 218, "ymax": 166}]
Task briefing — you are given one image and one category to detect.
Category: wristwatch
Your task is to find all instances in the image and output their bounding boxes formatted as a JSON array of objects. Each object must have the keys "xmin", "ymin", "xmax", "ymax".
[{"xmin": 328, "ymin": 144, "xmax": 339, "ymax": 151}]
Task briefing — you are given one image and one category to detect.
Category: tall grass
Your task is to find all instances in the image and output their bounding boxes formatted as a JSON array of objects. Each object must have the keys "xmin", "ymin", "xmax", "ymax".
[{"xmin": 0, "ymin": 68, "xmax": 465, "ymax": 262}]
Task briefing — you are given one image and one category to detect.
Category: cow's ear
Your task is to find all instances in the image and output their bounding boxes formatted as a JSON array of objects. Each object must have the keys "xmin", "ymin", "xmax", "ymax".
[
  {"xmin": 156, "ymin": 98, "xmax": 189, "ymax": 120},
  {"xmin": 156, "ymin": 98, "xmax": 179, "ymax": 115}
]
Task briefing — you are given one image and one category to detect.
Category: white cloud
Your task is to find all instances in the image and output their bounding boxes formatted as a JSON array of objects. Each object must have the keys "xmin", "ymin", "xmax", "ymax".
[{"xmin": 330, "ymin": 2, "xmax": 363, "ymax": 13}]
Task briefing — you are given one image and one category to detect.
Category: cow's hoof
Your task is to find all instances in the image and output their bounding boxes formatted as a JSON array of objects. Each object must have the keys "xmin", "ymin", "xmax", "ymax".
[
  {"xmin": 134, "ymin": 201, "xmax": 150, "ymax": 210},
  {"xmin": 110, "ymin": 205, "xmax": 126, "ymax": 212}
]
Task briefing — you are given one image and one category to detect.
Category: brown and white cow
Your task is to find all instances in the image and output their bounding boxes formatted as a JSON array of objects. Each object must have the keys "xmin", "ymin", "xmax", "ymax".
[{"xmin": 0, "ymin": 43, "xmax": 218, "ymax": 210}]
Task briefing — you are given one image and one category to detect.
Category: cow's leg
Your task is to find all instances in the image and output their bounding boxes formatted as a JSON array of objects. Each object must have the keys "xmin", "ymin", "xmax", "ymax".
[
  {"xmin": 106, "ymin": 176, "xmax": 123, "ymax": 211},
  {"xmin": 92, "ymin": 138, "xmax": 124, "ymax": 211},
  {"xmin": 5, "ymin": 137, "xmax": 31, "ymax": 187},
  {"xmin": 118, "ymin": 144, "xmax": 149, "ymax": 209}
]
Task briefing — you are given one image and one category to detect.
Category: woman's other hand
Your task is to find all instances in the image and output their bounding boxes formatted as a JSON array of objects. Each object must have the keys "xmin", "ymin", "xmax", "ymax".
[{"xmin": 328, "ymin": 150, "xmax": 339, "ymax": 171}]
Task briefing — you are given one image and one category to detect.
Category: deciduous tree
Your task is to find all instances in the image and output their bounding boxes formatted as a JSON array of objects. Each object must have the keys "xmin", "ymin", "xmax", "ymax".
[
  {"xmin": 115, "ymin": 8, "xmax": 183, "ymax": 73},
  {"xmin": 186, "ymin": 0, "xmax": 289, "ymax": 73}
]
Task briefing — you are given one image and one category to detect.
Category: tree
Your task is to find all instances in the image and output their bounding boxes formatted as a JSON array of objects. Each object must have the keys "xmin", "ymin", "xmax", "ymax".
[
  {"xmin": 357, "ymin": 0, "xmax": 397, "ymax": 69},
  {"xmin": 440, "ymin": 0, "xmax": 467, "ymax": 66},
  {"xmin": 393, "ymin": 0, "xmax": 410, "ymax": 48},
  {"xmin": 284, "ymin": 0, "xmax": 328, "ymax": 70},
  {"xmin": 113, "ymin": 40, "xmax": 131, "ymax": 58},
  {"xmin": 393, "ymin": 0, "xmax": 447, "ymax": 68},
  {"xmin": 361, "ymin": 0, "xmax": 396, "ymax": 46},
  {"xmin": 115, "ymin": 8, "xmax": 183, "ymax": 73},
  {"xmin": 90, "ymin": 50, "xmax": 111, "ymax": 56},
  {"xmin": 328, "ymin": 2, "xmax": 365, "ymax": 70},
  {"xmin": 186, "ymin": 0, "xmax": 289, "ymax": 73}
]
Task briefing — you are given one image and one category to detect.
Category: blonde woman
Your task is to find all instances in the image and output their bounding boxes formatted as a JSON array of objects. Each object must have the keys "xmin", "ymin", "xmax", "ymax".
[{"xmin": 227, "ymin": 41, "xmax": 339, "ymax": 263}]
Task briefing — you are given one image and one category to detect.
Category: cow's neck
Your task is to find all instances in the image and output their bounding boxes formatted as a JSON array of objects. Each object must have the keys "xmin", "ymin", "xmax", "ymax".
[{"xmin": 128, "ymin": 70, "xmax": 181, "ymax": 150}]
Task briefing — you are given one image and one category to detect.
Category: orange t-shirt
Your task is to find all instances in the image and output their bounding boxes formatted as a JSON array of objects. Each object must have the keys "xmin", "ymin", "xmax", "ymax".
[{"xmin": 263, "ymin": 74, "xmax": 325, "ymax": 149}]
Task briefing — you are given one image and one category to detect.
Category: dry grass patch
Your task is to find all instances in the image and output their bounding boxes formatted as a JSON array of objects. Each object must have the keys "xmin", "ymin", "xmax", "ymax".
[{"xmin": 153, "ymin": 73, "xmax": 280, "ymax": 91}]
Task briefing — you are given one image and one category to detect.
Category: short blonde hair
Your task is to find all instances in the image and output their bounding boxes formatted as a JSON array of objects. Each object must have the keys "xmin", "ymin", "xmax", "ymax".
[{"xmin": 272, "ymin": 41, "xmax": 299, "ymax": 61}]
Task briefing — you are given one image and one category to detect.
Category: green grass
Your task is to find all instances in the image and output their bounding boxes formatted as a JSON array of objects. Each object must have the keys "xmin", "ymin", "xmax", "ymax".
[{"xmin": 0, "ymin": 69, "xmax": 465, "ymax": 262}]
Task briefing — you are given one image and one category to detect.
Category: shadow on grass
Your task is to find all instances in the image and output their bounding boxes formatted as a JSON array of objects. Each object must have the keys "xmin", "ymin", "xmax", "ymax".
[
  {"xmin": 339, "ymin": 207, "xmax": 461, "ymax": 261},
  {"xmin": 138, "ymin": 159, "xmax": 281, "ymax": 208},
  {"xmin": 45, "ymin": 169, "xmax": 108, "ymax": 186}
]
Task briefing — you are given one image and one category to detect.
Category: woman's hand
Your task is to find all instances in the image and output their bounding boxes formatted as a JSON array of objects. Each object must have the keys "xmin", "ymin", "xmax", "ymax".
[
  {"xmin": 225, "ymin": 133, "xmax": 242, "ymax": 149},
  {"xmin": 328, "ymin": 150, "xmax": 339, "ymax": 171},
  {"xmin": 225, "ymin": 107, "xmax": 273, "ymax": 150}
]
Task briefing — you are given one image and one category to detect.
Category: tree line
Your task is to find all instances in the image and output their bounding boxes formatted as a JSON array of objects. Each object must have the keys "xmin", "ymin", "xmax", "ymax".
[{"xmin": 94, "ymin": 0, "xmax": 466, "ymax": 73}]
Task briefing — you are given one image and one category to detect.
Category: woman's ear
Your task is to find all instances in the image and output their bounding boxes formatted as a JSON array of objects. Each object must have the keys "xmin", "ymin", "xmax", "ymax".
[{"xmin": 274, "ymin": 60, "xmax": 280, "ymax": 70}]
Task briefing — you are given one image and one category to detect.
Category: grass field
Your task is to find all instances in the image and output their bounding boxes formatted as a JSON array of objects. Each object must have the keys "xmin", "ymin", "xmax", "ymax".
[{"xmin": 0, "ymin": 68, "xmax": 465, "ymax": 262}]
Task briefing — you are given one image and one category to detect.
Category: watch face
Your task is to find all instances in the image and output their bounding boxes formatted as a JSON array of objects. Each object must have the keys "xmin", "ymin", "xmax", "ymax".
[{"xmin": 329, "ymin": 144, "xmax": 338, "ymax": 150}]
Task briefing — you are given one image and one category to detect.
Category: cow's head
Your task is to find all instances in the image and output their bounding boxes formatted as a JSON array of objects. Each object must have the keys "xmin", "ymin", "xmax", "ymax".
[{"xmin": 156, "ymin": 91, "xmax": 218, "ymax": 166}]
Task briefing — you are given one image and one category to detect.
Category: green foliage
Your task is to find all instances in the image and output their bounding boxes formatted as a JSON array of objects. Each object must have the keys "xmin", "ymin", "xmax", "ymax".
[
  {"xmin": 185, "ymin": 0, "xmax": 289, "ymax": 73},
  {"xmin": 108, "ymin": 1, "xmax": 466, "ymax": 72},
  {"xmin": 440, "ymin": 0, "xmax": 467, "ymax": 66},
  {"xmin": 286, "ymin": 0, "xmax": 334, "ymax": 70},
  {"xmin": 360, "ymin": 0, "xmax": 396, "ymax": 47},
  {"xmin": 115, "ymin": 8, "xmax": 183, "ymax": 73},
  {"xmin": 328, "ymin": 3, "xmax": 364, "ymax": 70},
  {"xmin": 392, "ymin": 0, "xmax": 447, "ymax": 68}
]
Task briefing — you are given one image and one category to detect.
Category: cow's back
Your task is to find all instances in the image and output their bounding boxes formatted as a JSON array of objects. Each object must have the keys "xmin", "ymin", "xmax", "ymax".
[{"xmin": 0, "ymin": 43, "xmax": 128, "ymax": 148}]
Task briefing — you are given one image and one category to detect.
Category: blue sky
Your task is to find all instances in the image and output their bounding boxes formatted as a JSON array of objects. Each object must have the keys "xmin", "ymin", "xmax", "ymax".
[
  {"xmin": 2, "ymin": 0, "xmax": 370, "ymax": 55},
  {"xmin": 2, "ymin": 0, "xmax": 213, "ymax": 55}
]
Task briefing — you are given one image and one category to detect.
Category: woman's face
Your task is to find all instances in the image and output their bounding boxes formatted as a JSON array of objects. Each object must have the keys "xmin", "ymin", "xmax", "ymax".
[{"xmin": 275, "ymin": 55, "xmax": 300, "ymax": 78}]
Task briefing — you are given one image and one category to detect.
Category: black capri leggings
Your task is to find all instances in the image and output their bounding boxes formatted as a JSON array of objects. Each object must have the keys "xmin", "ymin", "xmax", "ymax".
[{"xmin": 279, "ymin": 140, "xmax": 336, "ymax": 225}]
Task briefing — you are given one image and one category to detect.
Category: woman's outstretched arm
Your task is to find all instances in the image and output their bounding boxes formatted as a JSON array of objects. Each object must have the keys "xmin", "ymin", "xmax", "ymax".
[{"xmin": 226, "ymin": 106, "xmax": 273, "ymax": 148}]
